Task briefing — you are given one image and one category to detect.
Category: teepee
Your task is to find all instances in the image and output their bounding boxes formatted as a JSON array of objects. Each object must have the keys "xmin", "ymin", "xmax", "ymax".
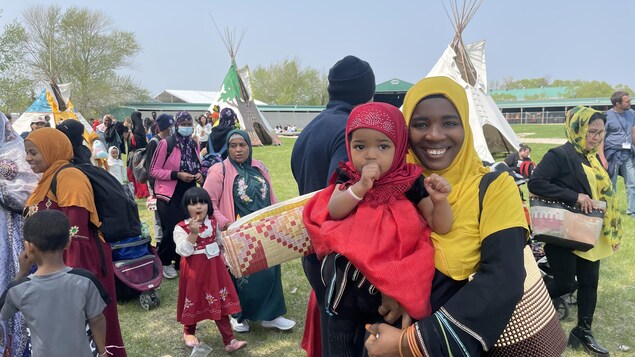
[
  {"xmin": 13, "ymin": 82, "xmax": 93, "ymax": 135},
  {"xmin": 427, "ymin": 0, "xmax": 520, "ymax": 163},
  {"xmin": 209, "ymin": 28, "xmax": 281, "ymax": 146}
]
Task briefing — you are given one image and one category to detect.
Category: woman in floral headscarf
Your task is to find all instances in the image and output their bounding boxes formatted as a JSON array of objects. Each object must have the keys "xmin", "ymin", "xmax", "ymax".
[
  {"xmin": 149, "ymin": 111, "xmax": 202, "ymax": 279},
  {"xmin": 203, "ymin": 129, "xmax": 295, "ymax": 334},
  {"xmin": 529, "ymin": 106, "xmax": 621, "ymax": 356},
  {"xmin": 0, "ymin": 113, "xmax": 38, "ymax": 357}
]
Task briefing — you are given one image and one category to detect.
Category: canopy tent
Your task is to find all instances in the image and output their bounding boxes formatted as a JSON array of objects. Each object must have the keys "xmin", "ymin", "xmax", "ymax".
[
  {"xmin": 208, "ymin": 28, "xmax": 281, "ymax": 146},
  {"xmin": 426, "ymin": 0, "xmax": 520, "ymax": 163},
  {"xmin": 13, "ymin": 82, "xmax": 93, "ymax": 136}
]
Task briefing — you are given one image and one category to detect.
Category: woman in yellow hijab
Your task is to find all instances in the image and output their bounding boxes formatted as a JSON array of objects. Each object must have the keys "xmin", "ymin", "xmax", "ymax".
[
  {"xmin": 528, "ymin": 106, "xmax": 621, "ymax": 356},
  {"xmin": 365, "ymin": 77, "xmax": 543, "ymax": 356},
  {"xmin": 24, "ymin": 128, "xmax": 127, "ymax": 356}
]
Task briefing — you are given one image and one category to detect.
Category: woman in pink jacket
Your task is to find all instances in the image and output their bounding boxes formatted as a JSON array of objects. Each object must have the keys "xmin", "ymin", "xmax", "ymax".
[
  {"xmin": 149, "ymin": 112, "xmax": 203, "ymax": 279},
  {"xmin": 203, "ymin": 129, "xmax": 295, "ymax": 333}
]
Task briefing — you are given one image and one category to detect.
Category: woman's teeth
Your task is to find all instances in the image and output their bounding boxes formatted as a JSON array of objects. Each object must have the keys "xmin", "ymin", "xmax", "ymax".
[{"xmin": 426, "ymin": 148, "xmax": 447, "ymax": 156}]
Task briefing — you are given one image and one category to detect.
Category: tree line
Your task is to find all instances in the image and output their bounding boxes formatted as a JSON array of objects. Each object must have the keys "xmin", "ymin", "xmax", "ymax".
[{"xmin": 490, "ymin": 77, "xmax": 633, "ymax": 101}]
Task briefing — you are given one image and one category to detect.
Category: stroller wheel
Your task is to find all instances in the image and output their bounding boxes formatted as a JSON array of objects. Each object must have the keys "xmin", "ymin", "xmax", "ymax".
[
  {"xmin": 148, "ymin": 290, "xmax": 160, "ymax": 309},
  {"xmin": 139, "ymin": 292, "xmax": 152, "ymax": 310},
  {"xmin": 552, "ymin": 297, "xmax": 569, "ymax": 320}
]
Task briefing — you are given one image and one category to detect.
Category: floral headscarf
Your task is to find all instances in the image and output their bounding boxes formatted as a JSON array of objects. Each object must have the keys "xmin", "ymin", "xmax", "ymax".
[
  {"xmin": 565, "ymin": 106, "xmax": 621, "ymax": 252},
  {"xmin": 174, "ymin": 111, "xmax": 200, "ymax": 174}
]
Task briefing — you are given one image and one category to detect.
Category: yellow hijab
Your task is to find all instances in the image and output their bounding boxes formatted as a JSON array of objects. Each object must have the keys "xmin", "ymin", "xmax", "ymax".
[
  {"xmin": 25, "ymin": 128, "xmax": 100, "ymax": 227},
  {"xmin": 565, "ymin": 106, "xmax": 621, "ymax": 260},
  {"xmin": 403, "ymin": 77, "xmax": 527, "ymax": 279}
]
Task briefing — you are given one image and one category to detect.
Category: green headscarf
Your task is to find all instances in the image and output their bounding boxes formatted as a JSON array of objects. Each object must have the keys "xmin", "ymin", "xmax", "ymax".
[
  {"xmin": 565, "ymin": 106, "xmax": 621, "ymax": 259},
  {"xmin": 226, "ymin": 129, "xmax": 271, "ymax": 218}
]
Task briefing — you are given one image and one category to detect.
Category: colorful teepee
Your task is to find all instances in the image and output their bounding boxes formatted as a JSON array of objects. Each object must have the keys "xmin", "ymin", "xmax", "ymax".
[
  {"xmin": 209, "ymin": 28, "xmax": 281, "ymax": 146},
  {"xmin": 426, "ymin": 0, "xmax": 520, "ymax": 163},
  {"xmin": 13, "ymin": 82, "xmax": 93, "ymax": 135}
]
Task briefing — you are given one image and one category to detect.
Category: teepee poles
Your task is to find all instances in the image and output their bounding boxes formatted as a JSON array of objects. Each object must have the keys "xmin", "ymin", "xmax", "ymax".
[{"xmin": 442, "ymin": 0, "xmax": 483, "ymax": 86}]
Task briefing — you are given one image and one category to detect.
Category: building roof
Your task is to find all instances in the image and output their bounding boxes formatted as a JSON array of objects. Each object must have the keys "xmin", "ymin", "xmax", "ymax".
[
  {"xmin": 489, "ymin": 87, "xmax": 568, "ymax": 100},
  {"xmin": 375, "ymin": 78, "xmax": 414, "ymax": 93},
  {"xmin": 154, "ymin": 89, "xmax": 266, "ymax": 105}
]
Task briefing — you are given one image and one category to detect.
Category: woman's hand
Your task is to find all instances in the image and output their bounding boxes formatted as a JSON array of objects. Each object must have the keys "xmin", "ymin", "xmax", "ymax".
[
  {"xmin": 194, "ymin": 173, "xmax": 204, "ymax": 185},
  {"xmin": 577, "ymin": 193, "xmax": 594, "ymax": 213},
  {"xmin": 177, "ymin": 172, "xmax": 195, "ymax": 183},
  {"xmin": 378, "ymin": 293, "xmax": 411, "ymax": 327},
  {"xmin": 365, "ymin": 323, "xmax": 410, "ymax": 357},
  {"xmin": 424, "ymin": 173, "xmax": 452, "ymax": 203}
]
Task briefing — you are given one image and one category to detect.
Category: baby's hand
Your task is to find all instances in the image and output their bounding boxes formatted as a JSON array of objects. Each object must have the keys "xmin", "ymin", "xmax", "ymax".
[
  {"xmin": 189, "ymin": 214, "xmax": 202, "ymax": 234},
  {"xmin": 360, "ymin": 163, "xmax": 381, "ymax": 190},
  {"xmin": 424, "ymin": 174, "xmax": 452, "ymax": 201}
]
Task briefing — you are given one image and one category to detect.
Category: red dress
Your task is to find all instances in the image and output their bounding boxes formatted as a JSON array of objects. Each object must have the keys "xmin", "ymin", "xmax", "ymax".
[
  {"xmin": 27, "ymin": 199, "xmax": 126, "ymax": 357},
  {"xmin": 175, "ymin": 217, "xmax": 241, "ymax": 325}
]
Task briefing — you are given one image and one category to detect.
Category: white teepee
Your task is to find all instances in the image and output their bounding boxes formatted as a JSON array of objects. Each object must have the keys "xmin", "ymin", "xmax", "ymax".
[
  {"xmin": 208, "ymin": 27, "xmax": 281, "ymax": 146},
  {"xmin": 426, "ymin": 0, "xmax": 520, "ymax": 163}
]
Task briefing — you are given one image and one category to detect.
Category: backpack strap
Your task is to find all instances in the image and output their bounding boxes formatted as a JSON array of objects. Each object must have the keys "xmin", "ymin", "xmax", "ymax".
[
  {"xmin": 478, "ymin": 171, "xmax": 505, "ymax": 222},
  {"xmin": 50, "ymin": 164, "xmax": 75, "ymax": 198}
]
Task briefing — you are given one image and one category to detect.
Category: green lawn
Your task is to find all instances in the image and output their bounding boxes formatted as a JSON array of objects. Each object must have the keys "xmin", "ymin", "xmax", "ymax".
[{"xmin": 123, "ymin": 133, "xmax": 634, "ymax": 356}]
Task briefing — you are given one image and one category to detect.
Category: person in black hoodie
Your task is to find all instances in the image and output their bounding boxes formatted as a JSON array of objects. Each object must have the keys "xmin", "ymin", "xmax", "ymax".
[
  {"xmin": 129, "ymin": 111, "xmax": 148, "ymax": 151},
  {"xmin": 290, "ymin": 55, "xmax": 375, "ymax": 357}
]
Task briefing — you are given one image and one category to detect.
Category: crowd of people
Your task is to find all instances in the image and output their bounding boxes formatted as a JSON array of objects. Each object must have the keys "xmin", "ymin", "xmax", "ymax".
[{"xmin": 0, "ymin": 55, "xmax": 628, "ymax": 357}]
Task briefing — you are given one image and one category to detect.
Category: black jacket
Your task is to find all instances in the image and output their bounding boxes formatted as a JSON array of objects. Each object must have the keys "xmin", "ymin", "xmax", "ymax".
[
  {"xmin": 130, "ymin": 111, "xmax": 147, "ymax": 150},
  {"xmin": 528, "ymin": 142, "xmax": 595, "ymax": 206}
]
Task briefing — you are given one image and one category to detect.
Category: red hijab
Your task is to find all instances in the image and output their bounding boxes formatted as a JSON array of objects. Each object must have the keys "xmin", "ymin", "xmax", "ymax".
[
  {"xmin": 337, "ymin": 102, "xmax": 422, "ymax": 204},
  {"xmin": 304, "ymin": 102, "xmax": 434, "ymax": 319}
]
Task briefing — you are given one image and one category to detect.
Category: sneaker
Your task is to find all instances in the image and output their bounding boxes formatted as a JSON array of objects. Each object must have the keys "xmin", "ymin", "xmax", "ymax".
[
  {"xmin": 163, "ymin": 265, "xmax": 178, "ymax": 279},
  {"xmin": 261, "ymin": 316, "xmax": 296, "ymax": 331},
  {"xmin": 230, "ymin": 317, "xmax": 250, "ymax": 333},
  {"xmin": 225, "ymin": 339, "xmax": 247, "ymax": 353}
]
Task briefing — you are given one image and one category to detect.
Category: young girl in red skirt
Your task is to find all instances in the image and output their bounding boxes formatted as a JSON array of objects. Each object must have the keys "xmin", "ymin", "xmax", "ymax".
[{"xmin": 174, "ymin": 187, "xmax": 247, "ymax": 352}]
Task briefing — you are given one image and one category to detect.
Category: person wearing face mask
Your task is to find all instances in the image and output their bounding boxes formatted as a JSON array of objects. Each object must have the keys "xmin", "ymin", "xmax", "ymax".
[{"xmin": 149, "ymin": 111, "xmax": 203, "ymax": 279}]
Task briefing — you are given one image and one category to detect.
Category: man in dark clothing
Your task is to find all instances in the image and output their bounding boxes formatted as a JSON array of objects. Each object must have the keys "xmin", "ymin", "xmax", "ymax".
[
  {"xmin": 103, "ymin": 115, "xmax": 128, "ymax": 157},
  {"xmin": 504, "ymin": 144, "xmax": 533, "ymax": 177},
  {"xmin": 290, "ymin": 55, "xmax": 375, "ymax": 357}
]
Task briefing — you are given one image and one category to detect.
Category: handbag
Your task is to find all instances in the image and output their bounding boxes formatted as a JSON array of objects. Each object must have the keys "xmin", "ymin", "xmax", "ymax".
[
  {"xmin": 221, "ymin": 191, "xmax": 318, "ymax": 278},
  {"xmin": 529, "ymin": 195, "xmax": 605, "ymax": 252}
]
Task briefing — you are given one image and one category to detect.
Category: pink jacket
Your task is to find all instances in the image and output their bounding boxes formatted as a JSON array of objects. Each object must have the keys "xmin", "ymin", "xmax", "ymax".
[
  {"xmin": 203, "ymin": 158, "xmax": 278, "ymax": 230},
  {"xmin": 149, "ymin": 137, "xmax": 200, "ymax": 202}
]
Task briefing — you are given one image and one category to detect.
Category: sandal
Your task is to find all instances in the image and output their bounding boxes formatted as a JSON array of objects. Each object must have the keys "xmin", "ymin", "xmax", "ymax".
[
  {"xmin": 183, "ymin": 333, "xmax": 200, "ymax": 347},
  {"xmin": 225, "ymin": 339, "xmax": 247, "ymax": 353}
]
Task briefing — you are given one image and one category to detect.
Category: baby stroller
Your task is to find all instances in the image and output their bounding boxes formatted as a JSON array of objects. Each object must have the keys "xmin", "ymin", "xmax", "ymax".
[{"xmin": 110, "ymin": 229, "xmax": 163, "ymax": 310}]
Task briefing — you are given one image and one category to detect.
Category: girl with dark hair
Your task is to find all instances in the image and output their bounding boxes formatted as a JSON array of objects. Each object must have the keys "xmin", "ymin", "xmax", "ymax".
[{"xmin": 174, "ymin": 187, "xmax": 247, "ymax": 352}]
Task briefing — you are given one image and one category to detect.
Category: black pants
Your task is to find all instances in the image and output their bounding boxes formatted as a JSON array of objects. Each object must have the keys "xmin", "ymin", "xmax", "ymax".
[
  {"xmin": 544, "ymin": 244, "xmax": 600, "ymax": 322},
  {"xmin": 156, "ymin": 180, "xmax": 195, "ymax": 268}
]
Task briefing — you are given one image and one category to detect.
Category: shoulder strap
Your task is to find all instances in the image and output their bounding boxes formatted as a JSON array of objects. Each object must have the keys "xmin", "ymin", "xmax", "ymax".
[
  {"xmin": 478, "ymin": 171, "xmax": 505, "ymax": 222},
  {"xmin": 166, "ymin": 135, "xmax": 177, "ymax": 157},
  {"xmin": 51, "ymin": 164, "xmax": 75, "ymax": 198}
]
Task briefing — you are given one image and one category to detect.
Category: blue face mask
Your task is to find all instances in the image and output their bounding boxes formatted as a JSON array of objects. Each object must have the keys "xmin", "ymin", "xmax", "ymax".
[{"xmin": 177, "ymin": 126, "xmax": 193, "ymax": 136}]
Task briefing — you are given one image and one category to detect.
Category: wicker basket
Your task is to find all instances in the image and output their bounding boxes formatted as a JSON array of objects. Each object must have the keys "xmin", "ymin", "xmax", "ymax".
[{"xmin": 221, "ymin": 191, "xmax": 319, "ymax": 278}]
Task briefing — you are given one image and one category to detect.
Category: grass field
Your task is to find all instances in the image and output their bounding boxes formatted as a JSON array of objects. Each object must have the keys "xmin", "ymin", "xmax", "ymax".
[{"xmin": 121, "ymin": 127, "xmax": 634, "ymax": 356}]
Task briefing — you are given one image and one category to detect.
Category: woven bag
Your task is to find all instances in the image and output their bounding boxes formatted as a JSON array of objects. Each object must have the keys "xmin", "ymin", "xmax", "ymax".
[
  {"xmin": 221, "ymin": 191, "xmax": 318, "ymax": 278},
  {"xmin": 529, "ymin": 195, "xmax": 605, "ymax": 252},
  {"xmin": 490, "ymin": 246, "xmax": 567, "ymax": 356}
]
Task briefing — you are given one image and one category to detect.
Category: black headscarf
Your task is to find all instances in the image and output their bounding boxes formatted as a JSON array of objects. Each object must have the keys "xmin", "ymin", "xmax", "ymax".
[{"xmin": 56, "ymin": 119, "xmax": 91, "ymax": 164}]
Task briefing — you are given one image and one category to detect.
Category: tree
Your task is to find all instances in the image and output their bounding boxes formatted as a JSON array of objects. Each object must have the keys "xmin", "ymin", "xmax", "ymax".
[
  {"xmin": 252, "ymin": 59, "xmax": 327, "ymax": 105},
  {"xmin": 497, "ymin": 77, "xmax": 633, "ymax": 99},
  {"xmin": 21, "ymin": 5, "xmax": 149, "ymax": 116},
  {"xmin": 0, "ymin": 14, "xmax": 34, "ymax": 113}
]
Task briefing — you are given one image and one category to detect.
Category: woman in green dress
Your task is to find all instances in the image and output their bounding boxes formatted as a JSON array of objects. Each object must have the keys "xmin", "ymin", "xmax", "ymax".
[{"xmin": 203, "ymin": 129, "xmax": 296, "ymax": 333}]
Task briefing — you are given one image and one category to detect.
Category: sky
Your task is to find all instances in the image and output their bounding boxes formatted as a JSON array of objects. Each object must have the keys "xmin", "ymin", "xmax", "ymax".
[{"xmin": 1, "ymin": 1, "xmax": 633, "ymax": 97}]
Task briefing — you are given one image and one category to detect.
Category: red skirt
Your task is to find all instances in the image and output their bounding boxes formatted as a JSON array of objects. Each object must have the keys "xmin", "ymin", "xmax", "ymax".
[
  {"xmin": 177, "ymin": 254, "xmax": 241, "ymax": 325},
  {"xmin": 126, "ymin": 167, "xmax": 149, "ymax": 198}
]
